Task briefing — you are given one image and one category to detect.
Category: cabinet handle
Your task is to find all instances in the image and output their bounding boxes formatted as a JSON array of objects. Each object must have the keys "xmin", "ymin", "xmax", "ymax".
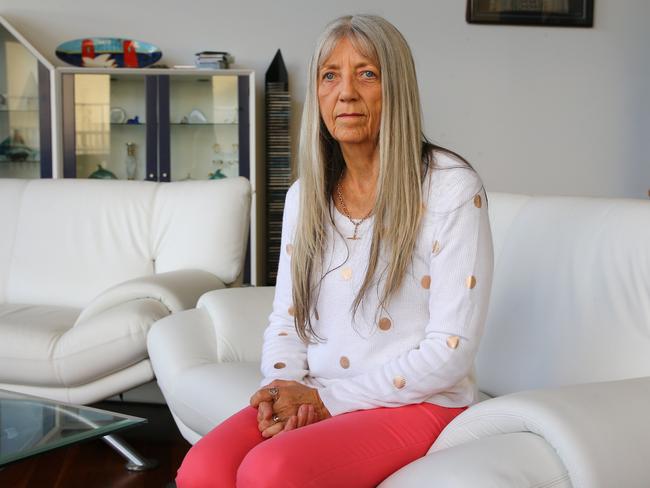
[
  {"xmin": 149, "ymin": 173, "xmax": 155, "ymax": 179},
  {"xmin": 162, "ymin": 173, "xmax": 168, "ymax": 178}
]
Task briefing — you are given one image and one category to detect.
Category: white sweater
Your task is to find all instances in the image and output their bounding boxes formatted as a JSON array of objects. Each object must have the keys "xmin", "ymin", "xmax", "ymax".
[{"xmin": 260, "ymin": 151, "xmax": 494, "ymax": 416}]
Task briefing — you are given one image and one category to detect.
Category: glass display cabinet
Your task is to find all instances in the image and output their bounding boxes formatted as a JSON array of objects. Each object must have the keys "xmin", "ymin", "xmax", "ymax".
[
  {"xmin": 0, "ymin": 16, "xmax": 54, "ymax": 179},
  {"xmin": 59, "ymin": 68, "xmax": 252, "ymax": 184},
  {"xmin": 59, "ymin": 67, "xmax": 258, "ymax": 284}
]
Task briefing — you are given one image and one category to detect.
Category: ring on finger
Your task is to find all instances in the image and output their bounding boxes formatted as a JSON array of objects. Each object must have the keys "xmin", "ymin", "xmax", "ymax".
[
  {"xmin": 272, "ymin": 414, "xmax": 281, "ymax": 423},
  {"xmin": 268, "ymin": 387, "xmax": 280, "ymax": 400}
]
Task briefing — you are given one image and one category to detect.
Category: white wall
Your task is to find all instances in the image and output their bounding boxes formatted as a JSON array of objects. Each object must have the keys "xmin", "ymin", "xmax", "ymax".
[{"xmin": 1, "ymin": 0, "xmax": 648, "ymax": 199}]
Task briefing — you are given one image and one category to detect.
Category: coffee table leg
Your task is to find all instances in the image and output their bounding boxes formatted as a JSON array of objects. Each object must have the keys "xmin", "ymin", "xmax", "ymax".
[{"xmin": 102, "ymin": 434, "xmax": 158, "ymax": 471}]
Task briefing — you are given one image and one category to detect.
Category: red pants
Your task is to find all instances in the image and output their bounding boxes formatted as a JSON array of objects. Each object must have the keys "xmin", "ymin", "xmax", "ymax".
[{"xmin": 176, "ymin": 402, "xmax": 466, "ymax": 488}]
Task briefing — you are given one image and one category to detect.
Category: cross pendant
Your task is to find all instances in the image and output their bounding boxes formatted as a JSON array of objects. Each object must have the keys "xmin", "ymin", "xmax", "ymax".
[{"xmin": 347, "ymin": 223, "xmax": 361, "ymax": 240}]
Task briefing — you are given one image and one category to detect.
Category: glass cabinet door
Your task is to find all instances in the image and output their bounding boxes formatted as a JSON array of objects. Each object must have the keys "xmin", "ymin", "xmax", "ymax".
[
  {"xmin": 161, "ymin": 74, "xmax": 249, "ymax": 182},
  {"xmin": 62, "ymin": 72, "xmax": 250, "ymax": 183},
  {"xmin": 0, "ymin": 19, "xmax": 52, "ymax": 179},
  {"xmin": 62, "ymin": 73, "xmax": 152, "ymax": 180}
]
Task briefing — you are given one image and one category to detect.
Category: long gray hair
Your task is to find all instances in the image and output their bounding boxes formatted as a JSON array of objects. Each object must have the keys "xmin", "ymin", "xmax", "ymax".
[{"xmin": 291, "ymin": 14, "xmax": 462, "ymax": 343}]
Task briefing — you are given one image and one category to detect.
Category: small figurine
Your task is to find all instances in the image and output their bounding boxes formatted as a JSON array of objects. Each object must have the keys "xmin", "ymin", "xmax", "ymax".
[
  {"xmin": 208, "ymin": 169, "xmax": 226, "ymax": 179},
  {"xmin": 89, "ymin": 164, "xmax": 117, "ymax": 179}
]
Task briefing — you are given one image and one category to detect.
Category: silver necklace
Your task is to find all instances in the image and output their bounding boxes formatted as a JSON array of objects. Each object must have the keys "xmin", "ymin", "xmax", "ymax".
[{"xmin": 335, "ymin": 181, "xmax": 373, "ymax": 240}]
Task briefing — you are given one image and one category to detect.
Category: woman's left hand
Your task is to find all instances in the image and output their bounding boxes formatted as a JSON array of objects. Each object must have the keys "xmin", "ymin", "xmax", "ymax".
[{"xmin": 250, "ymin": 379, "xmax": 331, "ymax": 436}]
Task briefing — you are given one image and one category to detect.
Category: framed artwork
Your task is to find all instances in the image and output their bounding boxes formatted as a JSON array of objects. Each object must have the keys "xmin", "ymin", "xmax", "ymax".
[{"xmin": 466, "ymin": 0, "xmax": 594, "ymax": 27}]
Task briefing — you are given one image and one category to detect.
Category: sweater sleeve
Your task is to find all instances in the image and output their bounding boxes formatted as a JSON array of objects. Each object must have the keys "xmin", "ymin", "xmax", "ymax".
[
  {"xmin": 259, "ymin": 181, "xmax": 311, "ymax": 388},
  {"xmin": 317, "ymin": 170, "xmax": 494, "ymax": 416}
]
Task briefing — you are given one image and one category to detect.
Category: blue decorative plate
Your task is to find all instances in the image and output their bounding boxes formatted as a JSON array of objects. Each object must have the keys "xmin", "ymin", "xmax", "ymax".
[{"xmin": 56, "ymin": 38, "xmax": 162, "ymax": 68}]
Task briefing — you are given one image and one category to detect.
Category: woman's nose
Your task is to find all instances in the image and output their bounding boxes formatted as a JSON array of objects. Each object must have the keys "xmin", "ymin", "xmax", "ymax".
[{"xmin": 338, "ymin": 73, "xmax": 359, "ymax": 102}]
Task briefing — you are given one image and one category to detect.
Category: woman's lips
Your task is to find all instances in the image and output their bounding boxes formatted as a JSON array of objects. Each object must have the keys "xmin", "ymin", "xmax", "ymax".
[{"xmin": 337, "ymin": 113, "xmax": 364, "ymax": 118}]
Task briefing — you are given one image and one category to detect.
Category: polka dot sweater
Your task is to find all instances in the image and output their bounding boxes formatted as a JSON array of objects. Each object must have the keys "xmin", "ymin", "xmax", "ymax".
[{"xmin": 260, "ymin": 151, "xmax": 495, "ymax": 416}]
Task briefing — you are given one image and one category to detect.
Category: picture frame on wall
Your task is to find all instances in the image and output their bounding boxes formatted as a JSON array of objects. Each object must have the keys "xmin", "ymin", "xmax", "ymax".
[{"xmin": 466, "ymin": 0, "xmax": 594, "ymax": 27}]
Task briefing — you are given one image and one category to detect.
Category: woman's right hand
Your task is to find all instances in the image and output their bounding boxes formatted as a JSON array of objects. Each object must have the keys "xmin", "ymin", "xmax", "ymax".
[
  {"xmin": 257, "ymin": 401, "xmax": 317, "ymax": 438},
  {"xmin": 280, "ymin": 404, "xmax": 317, "ymax": 434}
]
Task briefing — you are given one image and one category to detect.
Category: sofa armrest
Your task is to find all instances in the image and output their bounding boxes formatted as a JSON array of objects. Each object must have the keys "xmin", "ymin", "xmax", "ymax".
[
  {"xmin": 196, "ymin": 286, "xmax": 275, "ymax": 362},
  {"xmin": 75, "ymin": 269, "xmax": 225, "ymax": 325},
  {"xmin": 148, "ymin": 308, "xmax": 219, "ymax": 389},
  {"xmin": 147, "ymin": 308, "xmax": 264, "ymax": 440},
  {"xmin": 429, "ymin": 377, "xmax": 650, "ymax": 488},
  {"xmin": 57, "ymin": 298, "xmax": 169, "ymax": 387},
  {"xmin": 379, "ymin": 432, "xmax": 570, "ymax": 488}
]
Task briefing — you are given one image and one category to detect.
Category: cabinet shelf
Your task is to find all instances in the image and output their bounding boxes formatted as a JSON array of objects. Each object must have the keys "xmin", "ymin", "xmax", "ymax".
[
  {"xmin": 0, "ymin": 159, "xmax": 40, "ymax": 164},
  {"xmin": 107, "ymin": 123, "xmax": 237, "ymax": 127},
  {"xmin": 170, "ymin": 123, "xmax": 238, "ymax": 126}
]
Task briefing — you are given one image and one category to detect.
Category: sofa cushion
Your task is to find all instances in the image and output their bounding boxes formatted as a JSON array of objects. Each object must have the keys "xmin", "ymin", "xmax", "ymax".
[
  {"xmin": 6, "ymin": 180, "xmax": 155, "ymax": 308},
  {"xmin": 151, "ymin": 179, "xmax": 251, "ymax": 283},
  {"xmin": 0, "ymin": 303, "xmax": 80, "ymax": 385},
  {"xmin": 479, "ymin": 194, "xmax": 650, "ymax": 396},
  {"xmin": 0, "ymin": 299, "xmax": 168, "ymax": 387}
]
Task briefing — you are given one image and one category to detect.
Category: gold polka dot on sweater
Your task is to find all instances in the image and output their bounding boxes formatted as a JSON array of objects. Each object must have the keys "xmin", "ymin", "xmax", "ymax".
[
  {"xmin": 274, "ymin": 362, "xmax": 286, "ymax": 369},
  {"xmin": 393, "ymin": 376, "xmax": 406, "ymax": 389},
  {"xmin": 278, "ymin": 331, "xmax": 289, "ymax": 336},
  {"xmin": 446, "ymin": 336, "xmax": 460, "ymax": 349},
  {"xmin": 432, "ymin": 240, "xmax": 441, "ymax": 255},
  {"xmin": 314, "ymin": 309, "xmax": 320, "ymax": 321},
  {"xmin": 286, "ymin": 244, "xmax": 293, "ymax": 256},
  {"xmin": 474, "ymin": 194, "xmax": 482, "ymax": 208},
  {"xmin": 466, "ymin": 276, "xmax": 477, "ymax": 289},
  {"xmin": 340, "ymin": 356, "xmax": 350, "ymax": 369},
  {"xmin": 421, "ymin": 275, "xmax": 431, "ymax": 289},
  {"xmin": 341, "ymin": 267, "xmax": 353, "ymax": 280},
  {"xmin": 378, "ymin": 317, "xmax": 392, "ymax": 331},
  {"xmin": 288, "ymin": 306, "xmax": 296, "ymax": 316}
]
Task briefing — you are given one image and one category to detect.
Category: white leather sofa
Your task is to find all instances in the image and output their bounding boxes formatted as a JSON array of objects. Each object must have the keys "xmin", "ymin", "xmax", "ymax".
[
  {"xmin": 0, "ymin": 177, "xmax": 251, "ymax": 405},
  {"xmin": 148, "ymin": 191, "xmax": 650, "ymax": 487}
]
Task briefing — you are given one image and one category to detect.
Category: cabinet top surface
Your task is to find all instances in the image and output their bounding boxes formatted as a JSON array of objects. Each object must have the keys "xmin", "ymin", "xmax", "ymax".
[{"xmin": 57, "ymin": 67, "xmax": 254, "ymax": 76}]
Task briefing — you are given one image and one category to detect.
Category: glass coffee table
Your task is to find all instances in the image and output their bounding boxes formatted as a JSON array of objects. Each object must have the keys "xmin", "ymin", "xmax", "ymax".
[{"xmin": 0, "ymin": 389, "xmax": 156, "ymax": 471}]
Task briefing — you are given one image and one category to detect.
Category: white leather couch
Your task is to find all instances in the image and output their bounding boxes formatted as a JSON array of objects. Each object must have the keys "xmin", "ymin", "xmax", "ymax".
[
  {"xmin": 0, "ymin": 177, "xmax": 251, "ymax": 405},
  {"xmin": 148, "ymin": 191, "xmax": 650, "ymax": 487}
]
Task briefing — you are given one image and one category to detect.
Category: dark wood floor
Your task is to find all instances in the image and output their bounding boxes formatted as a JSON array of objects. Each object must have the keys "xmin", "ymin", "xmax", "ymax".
[{"xmin": 0, "ymin": 401, "xmax": 190, "ymax": 488}]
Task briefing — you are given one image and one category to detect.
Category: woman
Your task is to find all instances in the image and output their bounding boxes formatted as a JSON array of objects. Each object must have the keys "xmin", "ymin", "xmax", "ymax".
[{"xmin": 177, "ymin": 14, "xmax": 493, "ymax": 487}]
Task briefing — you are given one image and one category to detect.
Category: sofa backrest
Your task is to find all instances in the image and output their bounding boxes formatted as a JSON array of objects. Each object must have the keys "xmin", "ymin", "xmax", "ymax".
[
  {"xmin": 0, "ymin": 177, "xmax": 251, "ymax": 308},
  {"xmin": 478, "ymin": 192, "xmax": 650, "ymax": 396}
]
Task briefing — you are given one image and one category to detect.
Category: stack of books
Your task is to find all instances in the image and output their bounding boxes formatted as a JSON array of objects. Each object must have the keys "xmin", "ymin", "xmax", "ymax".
[
  {"xmin": 195, "ymin": 51, "xmax": 233, "ymax": 69},
  {"xmin": 265, "ymin": 50, "xmax": 291, "ymax": 285}
]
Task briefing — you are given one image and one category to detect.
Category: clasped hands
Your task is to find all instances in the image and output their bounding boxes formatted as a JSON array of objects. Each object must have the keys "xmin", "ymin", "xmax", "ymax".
[{"xmin": 249, "ymin": 379, "xmax": 331, "ymax": 438}]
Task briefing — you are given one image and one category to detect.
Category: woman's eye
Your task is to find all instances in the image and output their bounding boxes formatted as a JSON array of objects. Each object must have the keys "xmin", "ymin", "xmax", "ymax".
[
  {"xmin": 361, "ymin": 70, "xmax": 377, "ymax": 79},
  {"xmin": 322, "ymin": 72, "xmax": 335, "ymax": 80}
]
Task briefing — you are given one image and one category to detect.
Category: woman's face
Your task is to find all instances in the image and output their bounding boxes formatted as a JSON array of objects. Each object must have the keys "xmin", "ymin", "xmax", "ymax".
[{"xmin": 317, "ymin": 37, "xmax": 382, "ymax": 148}]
